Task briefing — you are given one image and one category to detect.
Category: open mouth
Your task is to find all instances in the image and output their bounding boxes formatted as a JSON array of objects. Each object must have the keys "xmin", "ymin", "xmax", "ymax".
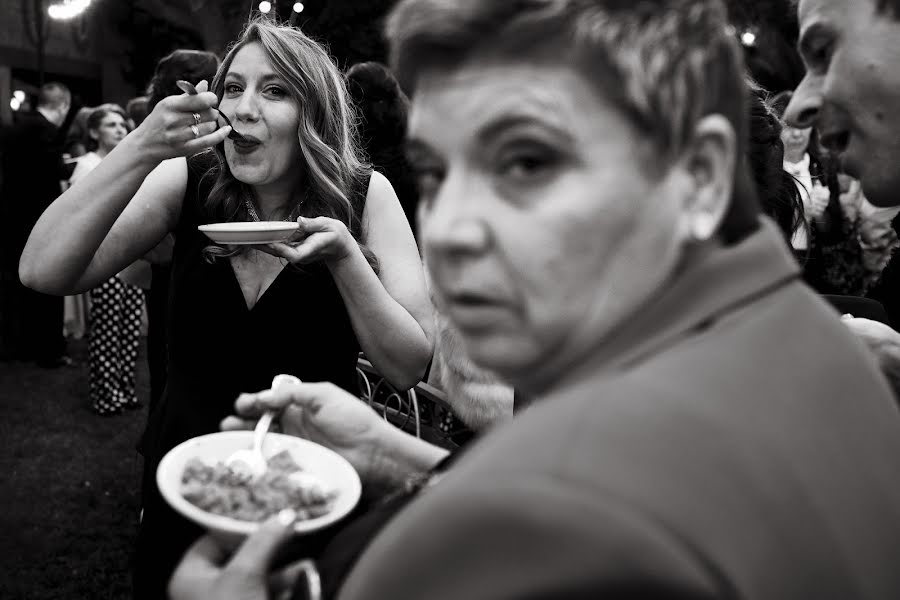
[
  {"xmin": 232, "ymin": 136, "xmax": 261, "ymax": 151},
  {"xmin": 820, "ymin": 130, "xmax": 850, "ymax": 154}
]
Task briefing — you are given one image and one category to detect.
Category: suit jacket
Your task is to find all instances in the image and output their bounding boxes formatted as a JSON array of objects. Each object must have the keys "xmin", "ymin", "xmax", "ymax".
[
  {"xmin": 0, "ymin": 111, "xmax": 68, "ymax": 267},
  {"xmin": 338, "ymin": 220, "xmax": 900, "ymax": 600}
]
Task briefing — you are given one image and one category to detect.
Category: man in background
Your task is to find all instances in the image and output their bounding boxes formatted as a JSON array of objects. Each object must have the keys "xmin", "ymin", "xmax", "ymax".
[{"xmin": 0, "ymin": 82, "xmax": 74, "ymax": 367}]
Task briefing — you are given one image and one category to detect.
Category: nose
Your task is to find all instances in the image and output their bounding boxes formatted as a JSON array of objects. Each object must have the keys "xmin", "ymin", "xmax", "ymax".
[
  {"xmin": 233, "ymin": 89, "xmax": 260, "ymax": 122},
  {"xmin": 420, "ymin": 171, "xmax": 490, "ymax": 257},
  {"xmin": 783, "ymin": 75, "xmax": 822, "ymax": 130}
]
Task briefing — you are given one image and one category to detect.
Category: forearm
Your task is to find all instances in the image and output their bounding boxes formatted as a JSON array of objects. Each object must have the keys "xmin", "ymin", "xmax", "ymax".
[
  {"xmin": 20, "ymin": 135, "xmax": 158, "ymax": 294},
  {"xmin": 329, "ymin": 247, "xmax": 433, "ymax": 390}
]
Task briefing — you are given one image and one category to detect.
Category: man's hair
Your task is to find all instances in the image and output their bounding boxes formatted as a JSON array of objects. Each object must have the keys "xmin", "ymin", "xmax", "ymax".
[
  {"xmin": 386, "ymin": 0, "xmax": 759, "ymax": 242},
  {"xmin": 37, "ymin": 82, "xmax": 71, "ymax": 111}
]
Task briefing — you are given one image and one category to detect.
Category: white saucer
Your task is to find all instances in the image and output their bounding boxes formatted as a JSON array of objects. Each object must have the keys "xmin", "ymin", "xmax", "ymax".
[{"xmin": 198, "ymin": 222, "xmax": 299, "ymax": 245}]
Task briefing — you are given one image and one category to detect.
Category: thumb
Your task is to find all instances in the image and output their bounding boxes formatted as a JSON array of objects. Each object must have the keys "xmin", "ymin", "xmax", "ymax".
[{"xmin": 226, "ymin": 509, "xmax": 297, "ymax": 576}]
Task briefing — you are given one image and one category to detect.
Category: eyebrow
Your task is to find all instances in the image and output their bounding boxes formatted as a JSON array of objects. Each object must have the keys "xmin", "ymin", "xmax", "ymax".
[
  {"xmin": 223, "ymin": 71, "xmax": 283, "ymax": 85},
  {"xmin": 404, "ymin": 111, "xmax": 575, "ymax": 160},
  {"xmin": 474, "ymin": 113, "xmax": 575, "ymax": 148}
]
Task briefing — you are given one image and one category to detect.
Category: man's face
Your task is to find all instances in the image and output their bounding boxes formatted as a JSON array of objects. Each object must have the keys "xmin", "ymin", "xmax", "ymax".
[{"xmin": 784, "ymin": 0, "xmax": 900, "ymax": 206}]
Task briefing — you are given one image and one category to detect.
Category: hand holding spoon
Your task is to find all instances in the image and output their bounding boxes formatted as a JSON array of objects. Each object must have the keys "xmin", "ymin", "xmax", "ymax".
[{"xmin": 175, "ymin": 79, "xmax": 247, "ymax": 143}]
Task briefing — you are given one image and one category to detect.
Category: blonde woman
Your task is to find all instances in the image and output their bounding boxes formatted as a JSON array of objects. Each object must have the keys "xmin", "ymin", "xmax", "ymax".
[{"xmin": 20, "ymin": 19, "xmax": 432, "ymax": 598}]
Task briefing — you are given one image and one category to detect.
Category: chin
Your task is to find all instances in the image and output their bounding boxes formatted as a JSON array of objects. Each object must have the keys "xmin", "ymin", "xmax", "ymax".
[{"xmin": 228, "ymin": 166, "xmax": 266, "ymax": 186}]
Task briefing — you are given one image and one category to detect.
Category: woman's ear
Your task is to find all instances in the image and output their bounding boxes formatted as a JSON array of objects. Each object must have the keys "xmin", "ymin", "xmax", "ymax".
[
  {"xmin": 88, "ymin": 129, "xmax": 100, "ymax": 142},
  {"xmin": 678, "ymin": 114, "xmax": 737, "ymax": 242}
]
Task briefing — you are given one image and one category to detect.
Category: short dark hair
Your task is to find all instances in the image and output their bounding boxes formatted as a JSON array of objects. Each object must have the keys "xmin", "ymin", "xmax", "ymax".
[
  {"xmin": 37, "ymin": 82, "xmax": 71, "ymax": 111},
  {"xmin": 146, "ymin": 49, "xmax": 219, "ymax": 112}
]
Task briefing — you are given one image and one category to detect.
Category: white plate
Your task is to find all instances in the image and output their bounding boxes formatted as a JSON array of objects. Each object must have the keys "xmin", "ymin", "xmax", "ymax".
[
  {"xmin": 198, "ymin": 222, "xmax": 299, "ymax": 245},
  {"xmin": 157, "ymin": 431, "xmax": 362, "ymax": 545}
]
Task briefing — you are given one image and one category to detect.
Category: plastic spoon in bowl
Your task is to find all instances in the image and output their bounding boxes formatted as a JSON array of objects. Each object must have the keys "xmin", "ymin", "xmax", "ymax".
[
  {"xmin": 224, "ymin": 374, "xmax": 302, "ymax": 479},
  {"xmin": 175, "ymin": 80, "xmax": 247, "ymax": 143},
  {"xmin": 226, "ymin": 410, "xmax": 275, "ymax": 480}
]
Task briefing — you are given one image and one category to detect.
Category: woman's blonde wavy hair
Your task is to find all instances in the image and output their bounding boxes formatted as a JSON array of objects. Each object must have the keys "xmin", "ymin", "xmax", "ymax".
[{"xmin": 201, "ymin": 18, "xmax": 377, "ymax": 270}]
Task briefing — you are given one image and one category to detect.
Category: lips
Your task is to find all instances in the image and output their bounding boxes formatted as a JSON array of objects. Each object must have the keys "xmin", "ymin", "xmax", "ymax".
[{"xmin": 232, "ymin": 134, "xmax": 261, "ymax": 154}]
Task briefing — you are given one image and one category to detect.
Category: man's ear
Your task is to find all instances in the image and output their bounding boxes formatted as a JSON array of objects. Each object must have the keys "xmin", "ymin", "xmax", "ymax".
[{"xmin": 677, "ymin": 114, "xmax": 737, "ymax": 242}]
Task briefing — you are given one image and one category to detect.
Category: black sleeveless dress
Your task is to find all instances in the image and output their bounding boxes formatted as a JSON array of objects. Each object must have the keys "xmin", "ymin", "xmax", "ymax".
[{"xmin": 133, "ymin": 153, "xmax": 364, "ymax": 599}]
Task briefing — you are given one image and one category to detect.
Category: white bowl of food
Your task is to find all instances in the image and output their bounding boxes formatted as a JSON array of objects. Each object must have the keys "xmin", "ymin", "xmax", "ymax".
[
  {"xmin": 157, "ymin": 431, "xmax": 361, "ymax": 545},
  {"xmin": 198, "ymin": 222, "xmax": 299, "ymax": 245}
]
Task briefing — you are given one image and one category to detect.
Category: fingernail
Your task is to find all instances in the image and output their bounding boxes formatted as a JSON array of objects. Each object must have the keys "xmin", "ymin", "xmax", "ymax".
[{"xmin": 278, "ymin": 508, "xmax": 297, "ymax": 526}]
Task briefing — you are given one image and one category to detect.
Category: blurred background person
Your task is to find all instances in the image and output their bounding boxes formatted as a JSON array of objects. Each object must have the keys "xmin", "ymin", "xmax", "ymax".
[
  {"xmin": 745, "ymin": 80, "xmax": 805, "ymax": 247},
  {"xmin": 64, "ymin": 106, "xmax": 94, "ymax": 159},
  {"xmin": 69, "ymin": 104, "xmax": 145, "ymax": 415},
  {"xmin": 0, "ymin": 82, "xmax": 74, "ymax": 367},
  {"xmin": 346, "ymin": 61, "xmax": 420, "ymax": 237},
  {"xmin": 125, "ymin": 95, "xmax": 150, "ymax": 131},
  {"xmin": 773, "ymin": 90, "xmax": 869, "ymax": 297},
  {"xmin": 142, "ymin": 49, "xmax": 220, "ymax": 415}
]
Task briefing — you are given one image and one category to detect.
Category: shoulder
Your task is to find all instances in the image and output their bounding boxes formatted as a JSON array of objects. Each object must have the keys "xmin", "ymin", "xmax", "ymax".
[
  {"xmin": 339, "ymin": 434, "xmax": 723, "ymax": 599},
  {"xmin": 360, "ymin": 171, "xmax": 403, "ymax": 221}
]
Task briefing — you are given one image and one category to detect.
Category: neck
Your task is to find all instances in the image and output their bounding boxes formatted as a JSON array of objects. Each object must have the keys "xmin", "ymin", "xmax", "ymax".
[
  {"xmin": 784, "ymin": 148, "xmax": 806, "ymax": 164},
  {"xmin": 251, "ymin": 174, "xmax": 304, "ymax": 221},
  {"xmin": 513, "ymin": 239, "xmax": 718, "ymax": 401},
  {"xmin": 95, "ymin": 147, "xmax": 111, "ymax": 159}
]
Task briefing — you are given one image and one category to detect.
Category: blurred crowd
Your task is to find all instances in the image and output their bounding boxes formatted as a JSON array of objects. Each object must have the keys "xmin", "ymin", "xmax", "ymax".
[{"xmin": 4, "ymin": 0, "xmax": 900, "ymax": 598}]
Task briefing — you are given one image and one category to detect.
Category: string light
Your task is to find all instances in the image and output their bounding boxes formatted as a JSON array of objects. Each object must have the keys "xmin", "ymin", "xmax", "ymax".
[
  {"xmin": 258, "ymin": 1, "xmax": 272, "ymax": 13},
  {"xmin": 741, "ymin": 30, "xmax": 757, "ymax": 47},
  {"xmin": 293, "ymin": 2, "xmax": 304, "ymax": 12},
  {"xmin": 10, "ymin": 98, "xmax": 21, "ymax": 111},
  {"xmin": 48, "ymin": 0, "xmax": 92, "ymax": 20},
  {"xmin": 13, "ymin": 90, "xmax": 25, "ymax": 103}
]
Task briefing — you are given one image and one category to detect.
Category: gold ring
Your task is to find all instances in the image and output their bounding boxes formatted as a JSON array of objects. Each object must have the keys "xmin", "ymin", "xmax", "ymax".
[
  {"xmin": 192, "ymin": 112, "xmax": 201, "ymax": 125},
  {"xmin": 190, "ymin": 124, "xmax": 200, "ymax": 138}
]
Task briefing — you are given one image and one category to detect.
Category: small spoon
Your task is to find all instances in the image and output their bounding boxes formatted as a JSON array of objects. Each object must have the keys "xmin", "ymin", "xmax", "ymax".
[
  {"xmin": 226, "ymin": 409, "xmax": 274, "ymax": 480},
  {"xmin": 225, "ymin": 374, "xmax": 302, "ymax": 479},
  {"xmin": 175, "ymin": 79, "xmax": 247, "ymax": 142}
]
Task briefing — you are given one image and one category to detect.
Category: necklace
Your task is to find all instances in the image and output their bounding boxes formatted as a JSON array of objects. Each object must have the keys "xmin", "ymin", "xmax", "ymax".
[{"xmin": 244, "ymin": 197, "xmax": 302, "ymax": 222}]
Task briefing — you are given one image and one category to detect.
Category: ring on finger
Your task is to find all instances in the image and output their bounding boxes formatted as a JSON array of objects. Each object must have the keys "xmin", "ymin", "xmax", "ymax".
[
  {"xmin": 192, "ymin": 112, "xmax": 201, "ymax": 125},
  {"xmin": 190, "ymin": 124, "xmax": 200, "ymax": 138}
]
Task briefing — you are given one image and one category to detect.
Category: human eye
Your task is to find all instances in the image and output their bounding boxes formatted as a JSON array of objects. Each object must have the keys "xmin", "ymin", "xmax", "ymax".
[
  {"xmin": 801, "ymin": 31, "xmax": 834, "ymax": 72},
  {"xmin": 406, "ymin": 144, "xmax": 445, "ymax": 206},
  {"xmin": 496, "ymin": 144, "xmax": 561, "ymax": 183},
  {"xmin": 264, "ymin": 84, "xmax": 288, "ymax": 99},
  {"xmin": 412, "ymin": 165, "xmax": 445, "ymax": 207},
  {"xmin": 224, "ymin": 82, "xmax": 243, "ymax": 96}
]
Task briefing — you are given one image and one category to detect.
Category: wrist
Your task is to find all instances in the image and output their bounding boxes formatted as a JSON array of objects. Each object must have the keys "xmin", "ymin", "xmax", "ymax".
[
  {"xmin": 120, "ymin": 128, "xmax": 162, "ymax": 169},
  {"xmin": 365, "ymin": 421, "xmax": 448, "ymax": 494},
  {"xmin": 325, "ymin": 232, "xmax": 363, "ymax": 273}
]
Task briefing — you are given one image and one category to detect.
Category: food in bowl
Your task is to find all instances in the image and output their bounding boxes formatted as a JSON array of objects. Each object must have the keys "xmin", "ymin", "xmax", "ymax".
[{"xmin": 181, "ymin": 449, "xmax": 336, "ymax": 522}]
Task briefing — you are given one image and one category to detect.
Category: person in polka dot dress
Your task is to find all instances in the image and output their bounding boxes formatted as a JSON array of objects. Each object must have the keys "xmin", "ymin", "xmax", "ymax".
[{"xmin": 68, "ymin": 104, "xmax": 146, "ymax": 415}]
